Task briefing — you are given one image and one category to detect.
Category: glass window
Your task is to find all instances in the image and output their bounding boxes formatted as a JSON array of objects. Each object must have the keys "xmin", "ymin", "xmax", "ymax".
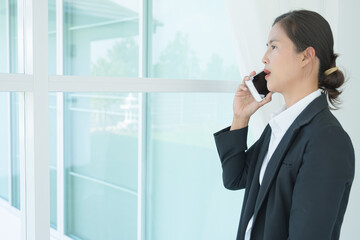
[
  {"xmin": 46, "ymin": 0, "xmax": 244, "ymax": 239},
  {"xmin": 49, "ymin": 0, "xmax": 57, "ymax": 229},
  {"xmin": 63, "ymin": 0, "xmax": 139, "ymax": 76},
  {"xmin": 0, "ymin": 0, "xmax": 8, "ymax": 73},
  {"xmin": 10, "ymin": 92, "xmax": 21, "ymax": 209},
  {"xmin": 61, "ymin": 1, "xmax": 141, "ymax": 237},
  {"xmin": 49, "ymin": 93, "xmax": 57, "ymax": 229},
  {"xmin": 146, "ymin": 93, "xmax": 244, "ymax": 240},
  {"xmin": 151, "ymin": 0, "xmax": 240, "ymax": 80},
  {"xmin": 49, "ymin": 0, "xmax": 56, "ymax": 75},
  {"xmin": 0, "ymin": 93, "xmax": 10, "ymax": 201},
  {"xmin": 0, "ymin": 92, "xmax": 22, "ymax": 209},
  {"xmin": 64, "ymin": 93, "xmax": 138, "ymax": 239},
  {"xmin": 0, "ymin": 0, "xmax": 19, "ymax": 73}
]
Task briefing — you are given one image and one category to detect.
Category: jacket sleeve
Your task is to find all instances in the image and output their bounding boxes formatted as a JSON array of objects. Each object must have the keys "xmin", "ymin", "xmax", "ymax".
[
  {"xmin": 288, "ymin": 126, "xmax": 355, "ymax": 240},
  {"xmin": 214, "ymin": 126, "xmax": 257, "ymax": 190}
]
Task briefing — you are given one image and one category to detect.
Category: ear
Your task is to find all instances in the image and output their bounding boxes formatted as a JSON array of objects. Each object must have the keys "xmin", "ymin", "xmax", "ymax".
[{"xmin": 300, "ymin": 46, "xmax": 316, "ymax": 67}]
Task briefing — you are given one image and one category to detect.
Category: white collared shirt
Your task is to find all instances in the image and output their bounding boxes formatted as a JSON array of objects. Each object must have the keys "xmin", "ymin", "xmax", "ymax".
[{"xmin": 244, "ymin": 89, "xmax": 322, "ymax": 240}]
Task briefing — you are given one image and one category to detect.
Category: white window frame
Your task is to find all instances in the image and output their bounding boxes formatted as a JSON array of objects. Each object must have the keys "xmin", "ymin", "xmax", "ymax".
[{"xmin": 0, "ymin": 0, "xmax": 238, "ymax": 239}]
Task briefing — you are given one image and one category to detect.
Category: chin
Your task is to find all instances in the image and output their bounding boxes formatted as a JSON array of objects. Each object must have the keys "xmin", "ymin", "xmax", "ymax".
[{"xmin": 266, "ymin": 82, "xmax": 275, "ymax": 92}]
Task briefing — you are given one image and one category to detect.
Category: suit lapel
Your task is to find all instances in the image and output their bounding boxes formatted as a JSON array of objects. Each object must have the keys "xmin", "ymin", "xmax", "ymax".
[
  {"xmin": 240, "ymin": 125, "xmax": 271, "ymax": 237},
  {"xmin": 252, "ymin": 93, "xmax": 329, "ymax": 221},
  {"xmin": 252, "ymin": 125, "xmax": 272, "ymax": 186},
  {"xmin": 253, "ymin": 122, "xmax": 300, "ymax": 218}
]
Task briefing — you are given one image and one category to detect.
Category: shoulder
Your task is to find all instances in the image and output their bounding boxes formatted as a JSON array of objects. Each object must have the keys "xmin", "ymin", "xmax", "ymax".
[
  {"xmin": 302, "ymin": 109, "xmax": 355, "ymax": 179},
  {"xmin": 305, "ymin": 108, "xmax": 352, "ymax": 148},
  {"xmin": 302, "ymin": 106, "xmax": 342, "ymax": 133}
]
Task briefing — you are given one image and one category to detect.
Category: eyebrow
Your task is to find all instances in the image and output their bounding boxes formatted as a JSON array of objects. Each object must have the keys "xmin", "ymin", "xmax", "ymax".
[{"xmin": 266, "ymin": 39, "xmax": 279, "ymax": 46}]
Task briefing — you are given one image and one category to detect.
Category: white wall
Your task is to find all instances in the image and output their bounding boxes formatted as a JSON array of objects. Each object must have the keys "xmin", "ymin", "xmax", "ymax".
[{"xmin": 334, "ymin": 0, "xmax": 360, "ymax": 239}]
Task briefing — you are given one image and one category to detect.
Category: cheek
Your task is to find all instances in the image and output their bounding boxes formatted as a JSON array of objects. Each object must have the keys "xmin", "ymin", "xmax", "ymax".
[
  {"xmin": 267, "ymin": 78, "xmax": 282, "ymax": 92},
  {"xmin": 267, "ymin": 71, "xmax": 287, "ymax": 93},
  {"xmin": 271, "ymin": 55, "xmax": 299, "ymax": 86}
]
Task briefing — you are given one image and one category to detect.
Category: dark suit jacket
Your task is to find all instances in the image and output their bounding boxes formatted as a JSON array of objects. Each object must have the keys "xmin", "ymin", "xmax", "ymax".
[{"xmin": 214, "ymin": 94, "xmax": 355, "ymax": 240}]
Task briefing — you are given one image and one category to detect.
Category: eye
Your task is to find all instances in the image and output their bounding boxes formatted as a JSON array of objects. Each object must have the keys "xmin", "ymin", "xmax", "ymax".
[{"xmin": 271, "ymin": 45, "xmax": 277, "ymax": 50}]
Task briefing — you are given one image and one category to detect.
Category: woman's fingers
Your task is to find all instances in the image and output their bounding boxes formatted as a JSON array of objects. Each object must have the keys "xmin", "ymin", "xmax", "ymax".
[
  {"xmin": 242, "ymin": 71, "xmax": 256, "ymax": 85},
  {"xmin": 239, "ymin": 84, "xmax": 248, "ymax": 91},
  {"xmin": 237, "ymin": 80, "xmax": 249, "ymax": 93},
  {"xmin": 258, "ymin": 92, "xmax": 273, "ymax": 107},
  {"xmin": 240, "ymin": 70, "xmax": 257, "ymax": 94},
  {"xmin": 265, "ymin": 91, "xmax": 273, "ymax": 102}
]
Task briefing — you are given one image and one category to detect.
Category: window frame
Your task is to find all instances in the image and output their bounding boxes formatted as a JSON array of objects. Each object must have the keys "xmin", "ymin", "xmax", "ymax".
[{"xmin": 0, "ymin": 0, "xmax": 238, "ymax": 239}]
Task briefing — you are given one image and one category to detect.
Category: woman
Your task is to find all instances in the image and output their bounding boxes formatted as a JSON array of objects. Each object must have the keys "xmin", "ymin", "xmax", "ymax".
[{"xmin": 214, "ymin": 10, "xmax": 355, "ymax": 240}]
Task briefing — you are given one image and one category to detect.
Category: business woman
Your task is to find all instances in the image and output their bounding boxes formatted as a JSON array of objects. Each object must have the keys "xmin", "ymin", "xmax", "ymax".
[{"xmin": 214, "ymin": 10, "xmax": 355, "ymax": 240}]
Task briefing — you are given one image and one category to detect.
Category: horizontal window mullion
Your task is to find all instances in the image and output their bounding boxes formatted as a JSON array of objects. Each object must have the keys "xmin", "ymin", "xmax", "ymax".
[
  {"xmin": 0, "ymin": 74, "xmax": 33, "ymax": 91},
  {"xmin": 0, "ymin": 74, "xmax": 239, "ymax": 92},
  {"xmin": 48, "ymin": 75, "xmax": 238, "ymax": 92}
]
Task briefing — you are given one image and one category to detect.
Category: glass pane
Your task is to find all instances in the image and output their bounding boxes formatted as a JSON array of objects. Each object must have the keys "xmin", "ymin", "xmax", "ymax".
[
  {"xmin": 0, "ymin": 93, "xmax": 10, "ymax": 201},
  {"xmin": 0, "ymin": 92, "xmax": 22, "ymax": 209},
  {"xmin": 63, "ymin": 0, "xmax": 139, "ymax": 76},
  {"xmin": 64, "ymin": 93, "xmax": 138, "ymax": 239},
  {"xmin": 10, "ymin": 93, "xmax": 20, "ymax": 209},
  {"xmin": 49, "ymin": 0, "xmax": 57, "ymax": 228},
  {"xmin": 50, "ymin": 168, "xmax": 57, "ymax": 229},
  {"xmin": 0, "ymin": 0, "xmax": 8, "ymax": 73},
  {"xmin": 147, "ymin": 93, "xmax": 244, "ymax": 240},
  {"xmin": 49, "ymin": 93, "xmax": 57, "ymax": 229},
  {"xmin": 151, "ymin": 0, "xmax": 240, "ymax": 80},
  {"xmin": 9, "ymin": 0, "xmax": 18, "ymax": 73},
  {"xmin": 0, "ymin": 0, "xmax": 19, "ymax": 73},
  {"xmin": 0, "ymin": 93, "xmax": 22, "ymax": 239},
  {"xmin": 49, "ymin": 0, "xmax": 56, "ymax": 75}
]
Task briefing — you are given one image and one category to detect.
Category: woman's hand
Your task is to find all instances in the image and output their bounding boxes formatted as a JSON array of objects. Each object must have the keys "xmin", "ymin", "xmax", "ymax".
[{"xmin": 230, "ymin": 71, "xmax": 272, "ymax": 130}]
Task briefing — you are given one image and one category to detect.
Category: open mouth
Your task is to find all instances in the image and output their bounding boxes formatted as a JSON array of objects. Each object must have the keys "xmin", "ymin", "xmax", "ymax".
[{"xmin": 264, "ymin": 69, "xmax": 271, "ymax": 79}]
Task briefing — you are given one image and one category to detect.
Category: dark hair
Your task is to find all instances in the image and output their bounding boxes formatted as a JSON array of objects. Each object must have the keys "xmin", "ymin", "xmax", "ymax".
[{"xmin": 273, "ymin": 10, "xmax": 344, "ymax": 109}]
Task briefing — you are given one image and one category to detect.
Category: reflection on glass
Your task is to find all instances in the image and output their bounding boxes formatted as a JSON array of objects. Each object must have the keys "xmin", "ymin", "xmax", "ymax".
[
  {"xmin": 62, "ymin": 1, "xmax": 140, "ymax": 238},
  {"xmin": 151, "ymin": 0, "xmax": 240, "ymax": 80},
  {"xmin": 64, "ymin": 93, "xmax": 138, "ymax": 239},
  {"xmin": 63, "ymin": 0, "xmax": 139, "ymax": 76},
  {"xmin": 147, "ymin": 93, "xmax": 243, "ymax": 240}
]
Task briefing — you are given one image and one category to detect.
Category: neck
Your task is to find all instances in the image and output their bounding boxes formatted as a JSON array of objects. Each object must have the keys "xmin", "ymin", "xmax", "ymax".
[{"xmin": 283, "ymin": 84, "xmax": 318, "ymax": 108}]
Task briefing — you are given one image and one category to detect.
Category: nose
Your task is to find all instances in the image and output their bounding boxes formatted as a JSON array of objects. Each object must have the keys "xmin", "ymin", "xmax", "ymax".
[{"xmin": 262, "ymin": 50, "xmax": 269, "ymax": 64}]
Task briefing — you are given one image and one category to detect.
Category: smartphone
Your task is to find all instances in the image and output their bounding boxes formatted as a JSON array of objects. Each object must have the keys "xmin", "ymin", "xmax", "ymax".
[{"xmin": 244, "ymin": 71, "xmax": 270, "ymax": 102}]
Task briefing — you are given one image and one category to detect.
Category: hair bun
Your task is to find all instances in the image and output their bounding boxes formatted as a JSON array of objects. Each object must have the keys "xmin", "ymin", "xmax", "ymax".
[{"xmin": 320, "ymin": 67, "xmax": 345, "ymax": 108}]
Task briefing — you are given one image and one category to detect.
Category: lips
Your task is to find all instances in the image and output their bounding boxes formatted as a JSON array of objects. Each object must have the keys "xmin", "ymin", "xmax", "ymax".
[{"xmin": 264, "ymin": 69, "xmax": 271, "ymax": 79}]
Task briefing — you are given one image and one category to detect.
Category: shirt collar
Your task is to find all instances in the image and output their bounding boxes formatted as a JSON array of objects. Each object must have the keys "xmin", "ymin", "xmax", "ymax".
[{"xmin": 269, "ymin": 89, "xmax": 322, "ymax": 136}]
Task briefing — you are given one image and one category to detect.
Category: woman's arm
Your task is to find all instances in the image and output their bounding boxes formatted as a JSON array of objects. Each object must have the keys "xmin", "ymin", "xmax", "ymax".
[
  {"xmin": 288, "ymin": 126, "xmax": 355, "ymax": 240},
  {"xmin": 213, "ymin": 71, "xmax": 272, "ymax": 190},
  {"xmin": 214, "ymin": 126, "xmax": 252, "ymax": 190}
]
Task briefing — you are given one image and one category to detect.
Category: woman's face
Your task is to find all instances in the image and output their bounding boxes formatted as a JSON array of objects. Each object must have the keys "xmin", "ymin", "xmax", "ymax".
[{"xmin": 262, "ymin": 23, "xmax": 304, "ymax": 93}]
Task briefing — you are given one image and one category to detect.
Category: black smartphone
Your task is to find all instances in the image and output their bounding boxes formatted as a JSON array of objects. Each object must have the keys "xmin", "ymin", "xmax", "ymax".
[{"xmin": 245, "ymin": 71, "xmax": 270, "ymax": 102}]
